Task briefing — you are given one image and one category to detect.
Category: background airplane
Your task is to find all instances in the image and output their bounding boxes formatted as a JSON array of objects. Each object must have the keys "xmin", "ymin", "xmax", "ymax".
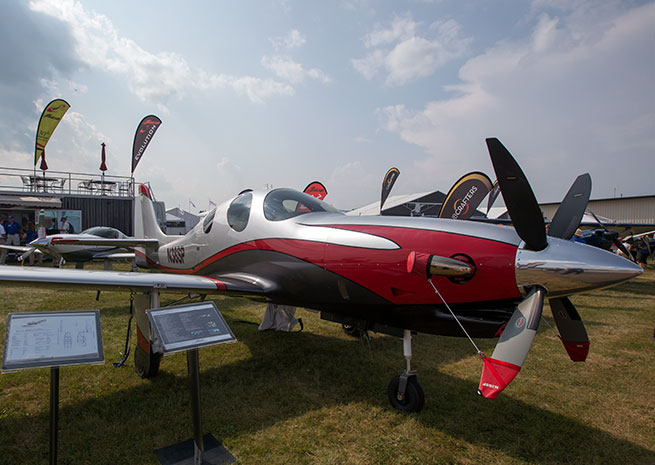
[
  {"xmin": 0, "ymin": 138, "xmax": 642, "ymax": 413},
  {"xmin": 0, "ymin": 226, "xmax": 158, "ymax": 268}
]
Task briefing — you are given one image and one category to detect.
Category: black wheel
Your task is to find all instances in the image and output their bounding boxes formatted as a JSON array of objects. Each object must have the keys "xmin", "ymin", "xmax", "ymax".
[
  {"xmin": 387, "ymin": 375, "xmax": 425, "ymax": 413},
  {"xmin": 342, "ymin": 323, "xmax": 362, "ymax": 338}
]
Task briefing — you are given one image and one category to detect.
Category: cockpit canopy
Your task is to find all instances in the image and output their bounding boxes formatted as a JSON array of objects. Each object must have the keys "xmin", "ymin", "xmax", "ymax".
[
  {"xmin": 263, "ymin": 188, "xmax": 340, "ymax": 221},
  {"xmin": 82, "ymin": 226, "xmax": 123, "ymax": 239}
]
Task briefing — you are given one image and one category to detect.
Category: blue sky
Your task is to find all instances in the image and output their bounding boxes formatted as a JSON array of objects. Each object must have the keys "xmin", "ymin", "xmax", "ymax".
[{"xmin": 0, "ymin": 0, "xmax": 653, "ymax": 211}]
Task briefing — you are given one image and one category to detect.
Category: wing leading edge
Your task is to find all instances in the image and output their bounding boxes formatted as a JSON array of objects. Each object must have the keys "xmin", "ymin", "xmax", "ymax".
[{"xmin": 0, "ymin": 265, "xmax": 273, "ymax": 296}]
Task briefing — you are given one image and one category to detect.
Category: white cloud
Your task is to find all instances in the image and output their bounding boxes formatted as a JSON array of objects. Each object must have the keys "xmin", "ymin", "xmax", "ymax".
[
  {"xmin": 262, "ymin": 56, "xmax": 331, "ymax": 84},
  {"xmin": 29, "ymin": 0, "xmax": 296, "ymax": 105},
  {"xmin": 206, "ymin": 73, "xmax": 295, "ymax": 104},
  {"xmin": 365, "ymin": 15, "xmax": 418, "ymax": 47},
  {"xmin": 270, "ymin": 29, "xmax": 307, "ymax": 50},
  {"xmin": 352, "ymin": 14, "xmax": 471, "ymax": 85},
  {"xmin": 379, "ymin": 2, "xmax": 655, "ymax": 200},
  {"xmin": 351, "ymin": 50, "xmax": 385, "ymax": 80}
]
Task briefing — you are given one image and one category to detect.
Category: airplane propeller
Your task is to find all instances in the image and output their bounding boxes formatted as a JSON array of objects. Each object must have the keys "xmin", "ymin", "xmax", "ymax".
[
  {"xmin": 587, "ymin": 209, "xmax": 635, "ymax": 262},
  {"xmin": 18, "ymin": 248, "xmax": 36, "ymax": 263},
  {"xmin": 479, "ymin": 139, "xmax": 594, "ymax": 398}
]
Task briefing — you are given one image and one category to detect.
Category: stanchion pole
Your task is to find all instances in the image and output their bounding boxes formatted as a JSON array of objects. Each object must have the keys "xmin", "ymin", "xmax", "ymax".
[
  {"xmin": 49, "ymin": 366, "xmax": 59, "ymax": 465},
  {"xmin": 187, "ymin": 348, "xmax": 204, "ymax": 465}
]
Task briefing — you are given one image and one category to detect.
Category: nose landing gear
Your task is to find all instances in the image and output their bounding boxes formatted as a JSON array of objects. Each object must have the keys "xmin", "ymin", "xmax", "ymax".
[{"xmin": 388, "ymin": 329, "xmax": 425, "ymax": 413}]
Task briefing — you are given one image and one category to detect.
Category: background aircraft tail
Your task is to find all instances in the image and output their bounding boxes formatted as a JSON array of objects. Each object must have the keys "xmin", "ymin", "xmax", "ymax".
[{"xmin": 134, "ymin": 184, "xmax": 176, "ymax": 267}]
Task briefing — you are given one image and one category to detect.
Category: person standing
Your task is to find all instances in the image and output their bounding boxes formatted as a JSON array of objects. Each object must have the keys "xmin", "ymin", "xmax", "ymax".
[
  {"xmin": 60, "ymin": 216, "xmax": 72, "ymax": 234},
  {"xmin": 0, "ymin": 222, "xmax": 6, "ymax": 264},
  {"xmin": 5, "ymin": 215, "xmax": 22, "ymax": 248},
  {"xmin": 22, "ymin": 222, "xmax": 41, "ymax": 265},
  {"xmin": 637, "ymin": 235, "xmax": 651, "ymax": 266}
]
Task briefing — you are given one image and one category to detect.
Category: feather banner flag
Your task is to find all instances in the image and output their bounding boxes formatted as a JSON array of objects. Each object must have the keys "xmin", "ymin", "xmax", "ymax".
[
  {"xmin": 439, "ymin": 171, "xmax": 493, "ymax": 220},
  {"xmin": 34, "ymin": 99, "xmax": 70, "ymax": 166},
  {"xmin": 380, "ymin": 167, "xmax": 400, "ymax": 213},
  {"xmin": 131, "ymin": 115, "xmax": 162, "ymax": 174}
]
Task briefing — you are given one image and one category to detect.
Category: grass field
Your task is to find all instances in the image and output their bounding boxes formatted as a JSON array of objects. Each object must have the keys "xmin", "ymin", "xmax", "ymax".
[{"xmin": 1, "ymin": 264, "xmax": 654, "ymax": 464}]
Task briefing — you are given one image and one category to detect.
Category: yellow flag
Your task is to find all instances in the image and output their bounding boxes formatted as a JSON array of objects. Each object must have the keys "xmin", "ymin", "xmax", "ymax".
[{"xmin": 34, "ymin": 99, "xmax": 70, "ymax": 165}]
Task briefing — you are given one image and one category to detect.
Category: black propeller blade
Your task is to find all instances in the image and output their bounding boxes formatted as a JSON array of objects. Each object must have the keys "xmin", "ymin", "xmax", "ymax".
[
  {"xmin": 485, "ymin": 138, "xmax": 547, "ymax": 251},
  {"xmin": 549, "ymin": 296, "xmax": 589, "ymax": 362},
  {"xmin": 548, "ymin": 174, "xmax": 591, "ymax": 240}
]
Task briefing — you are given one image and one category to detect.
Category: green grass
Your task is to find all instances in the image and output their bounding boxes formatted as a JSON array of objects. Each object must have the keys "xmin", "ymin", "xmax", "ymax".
[{"xmin": 1, "ymin": 264, "xmax": 654, "ymax": 464}]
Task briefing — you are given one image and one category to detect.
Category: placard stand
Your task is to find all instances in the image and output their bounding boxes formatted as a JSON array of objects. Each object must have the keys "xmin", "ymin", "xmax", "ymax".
[
  {"xmin": 50, "ymin": 367, "xmax": 59, "ymax": 465},
  {"xmin": 2, "ymin": 311, "xmax": 104, "ymax": 465},
  {"xmin": 148, "ymin": 302, "xmax": 237, "ymax": 465}
]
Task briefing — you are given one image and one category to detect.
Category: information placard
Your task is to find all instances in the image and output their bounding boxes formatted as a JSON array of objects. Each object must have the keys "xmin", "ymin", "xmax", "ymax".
[
  {"xmin": 2, "ymin": 311, "xmax": 104, "ymax": 372},
  {"xmin": 147, "ymin": 302, "xmax": 236, "ymax": 354}
]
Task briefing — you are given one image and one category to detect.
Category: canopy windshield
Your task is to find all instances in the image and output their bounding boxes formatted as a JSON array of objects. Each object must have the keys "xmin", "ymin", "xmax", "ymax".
[
  {"xmin": 82, "ymin": 226, "xmax": 122, "ymax": 238},
  {"xmin": 264, "ymin": 188, "xmax": 340, "ymax": 221}
]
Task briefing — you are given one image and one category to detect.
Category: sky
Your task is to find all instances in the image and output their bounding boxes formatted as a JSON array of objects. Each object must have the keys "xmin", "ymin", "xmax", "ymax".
[{"xmin": 0, "ymin": 0, "xmax": 653, "ymax": 212}]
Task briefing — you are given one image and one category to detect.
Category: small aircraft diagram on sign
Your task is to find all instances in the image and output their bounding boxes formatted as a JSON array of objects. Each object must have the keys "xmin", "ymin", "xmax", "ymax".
[
  {"xmin": 0, "ymin": 226, "xmax": 158, "ymax": 267},
  {"xmin": 0, "ymin": 138, "xmax": 642, "ymax": 412}
]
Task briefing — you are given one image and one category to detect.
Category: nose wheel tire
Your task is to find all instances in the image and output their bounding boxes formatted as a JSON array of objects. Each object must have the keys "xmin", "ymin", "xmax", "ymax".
[{"xmin": 388, "ymin": 375, "xmax": 425, "ymax": 413}]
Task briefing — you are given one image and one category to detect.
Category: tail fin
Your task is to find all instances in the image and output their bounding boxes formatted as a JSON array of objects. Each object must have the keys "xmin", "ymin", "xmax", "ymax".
[
  {"xmin": 134, "ymin": 184, "xmax": 168, "ymax": 242},
  {"xmin": 134, "ymin": 184, "xmax": 171, "ymax": 267}
]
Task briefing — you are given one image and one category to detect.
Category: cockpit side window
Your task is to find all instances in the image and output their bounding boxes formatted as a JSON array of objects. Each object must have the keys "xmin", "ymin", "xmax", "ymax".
[
  {"xmin": 203, "ymin": 208, "xmax": 216, "ymax": 234},
  {"xmin": 227, "ymin": 192, "xmax": 253, "ymax": 232},
  {"xmin": 264, "ymin": 188, "xmax": 340, "ymax": 221}
]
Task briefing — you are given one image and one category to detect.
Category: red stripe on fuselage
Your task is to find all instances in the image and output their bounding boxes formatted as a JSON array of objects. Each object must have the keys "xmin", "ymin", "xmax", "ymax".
[
  {"xmin": 137, "ymin": 224, "xmax": 520, "ymax": 305},
  {"xmin": 317, "ymin": 224, "xmax": 519, "ymax": 304}
]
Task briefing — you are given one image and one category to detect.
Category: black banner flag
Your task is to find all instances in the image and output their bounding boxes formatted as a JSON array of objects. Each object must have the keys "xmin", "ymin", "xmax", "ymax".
[
  {"xmin": 131, "ymin": 115, "xmax": 162, "ymax": 174},
  {"xmin": 439, "ymin": 171, "xmax": 492, "ymax": 220},
  {"xmin": 380, "ymin": 167, "xmax": 400, "ymax": 213}
]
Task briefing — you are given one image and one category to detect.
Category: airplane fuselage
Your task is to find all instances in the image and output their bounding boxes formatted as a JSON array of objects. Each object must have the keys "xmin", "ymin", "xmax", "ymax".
[{"xmin": 135, "ymin": 189, "xmax": 640, "ymax": 338}]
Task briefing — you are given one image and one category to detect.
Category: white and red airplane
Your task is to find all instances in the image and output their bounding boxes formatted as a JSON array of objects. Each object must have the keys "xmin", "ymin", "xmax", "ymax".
[
  {"xmin": 0, "ymin": 226, "xmax": 158, "ymax": 267},
  {"xmin": 0, "ymin": 138, "xmax": 642, "ymax": 412}
]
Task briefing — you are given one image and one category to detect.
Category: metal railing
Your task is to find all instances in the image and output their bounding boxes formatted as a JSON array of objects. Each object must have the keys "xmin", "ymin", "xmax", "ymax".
[{"xmin": 0, "ymin": 166, "xmax": 135, "ymax": 198}]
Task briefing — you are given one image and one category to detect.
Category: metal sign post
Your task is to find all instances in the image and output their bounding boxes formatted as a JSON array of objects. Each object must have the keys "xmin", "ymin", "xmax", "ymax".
[
  {"xmin": 2, "ymin": 311, "xmax": 104, "ymax": 465},
  {"xmin": 49, "ymin": 367, "xmax": 59, "ymax": 465},
  {"xmin": 148, "ymin": 301, "xmax": 237, "ymax": 465}
]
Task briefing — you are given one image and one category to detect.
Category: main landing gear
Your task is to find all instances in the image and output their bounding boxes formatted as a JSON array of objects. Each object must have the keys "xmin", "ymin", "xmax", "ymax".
[{"xmin": 388, "ymin": 329, "xmax": 425, "ymax": 413}]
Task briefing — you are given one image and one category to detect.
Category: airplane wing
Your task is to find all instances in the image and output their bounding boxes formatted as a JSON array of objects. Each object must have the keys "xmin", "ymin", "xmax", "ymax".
[
  {"xmin": 0, "ymin": 265, "xmax": 275, "ymax": 296},
  {"xmin": 91, "ymin": 252, "xmax": 135, "ymax": 260},
  {"xmin": 49, "ymin": 238, "xmax": 160, "ymax": 247},
  {"xmin": 0, "ymin": 244, "xmax": 34, "ymax": 253},
  {"xmin": 622, "ymin": 229, "xmax": 655, "ymax": 240}
]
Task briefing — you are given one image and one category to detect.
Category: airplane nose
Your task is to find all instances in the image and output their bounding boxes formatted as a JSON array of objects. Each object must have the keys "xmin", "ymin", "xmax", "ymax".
[{"xmin": 515, "ymin": 238, "xmax": 642, "ymax": 298}]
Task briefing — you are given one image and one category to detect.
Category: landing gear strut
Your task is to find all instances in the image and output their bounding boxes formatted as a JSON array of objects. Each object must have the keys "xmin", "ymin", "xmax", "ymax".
[{"xmin": 388, "ymin": 329, "xmax": 425, "ymax": 413}]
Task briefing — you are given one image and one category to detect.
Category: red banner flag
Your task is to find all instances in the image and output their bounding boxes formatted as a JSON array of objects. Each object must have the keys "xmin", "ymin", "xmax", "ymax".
[
  {"xmin": 303, "ymin": 181, "xmax": 328, "ymax": 200},
  {"xmin": 100, "ymin": 142, "xmax": 108, "ymax": 171}
]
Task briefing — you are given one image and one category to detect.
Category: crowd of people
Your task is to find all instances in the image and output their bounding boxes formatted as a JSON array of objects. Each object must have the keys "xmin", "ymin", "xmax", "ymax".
[
  {"xmin": 627, "ymin": 233, "xmax": 655, "ymax": 266},
  {"xmin": 0, "ymin": 214, "xmax": 72, "ymax": 265}
]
